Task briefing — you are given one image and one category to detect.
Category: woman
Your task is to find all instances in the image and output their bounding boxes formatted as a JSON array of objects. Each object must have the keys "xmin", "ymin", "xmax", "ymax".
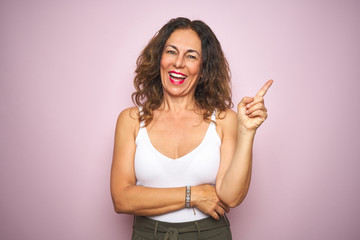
[{"xmin": 111, "ymin": 17, "xmax": 272, "ymax": 239}]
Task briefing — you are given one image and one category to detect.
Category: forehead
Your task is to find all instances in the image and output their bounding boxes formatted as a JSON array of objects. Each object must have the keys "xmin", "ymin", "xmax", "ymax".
[{"xmin": 165, "ymin": 29, "xmax": 201, "ymax": 52}]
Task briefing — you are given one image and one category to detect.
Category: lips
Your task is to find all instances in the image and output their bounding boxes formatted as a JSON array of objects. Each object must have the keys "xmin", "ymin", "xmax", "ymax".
[{"xmin": 169, "ymin": 71, "xmax": 187, "ymax": 85}]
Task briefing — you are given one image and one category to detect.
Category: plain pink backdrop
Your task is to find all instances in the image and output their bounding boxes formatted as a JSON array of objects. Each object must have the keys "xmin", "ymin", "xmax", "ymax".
[{"xmin": 1, "ymin": 0, "xmax": 359, "ymax": 239}]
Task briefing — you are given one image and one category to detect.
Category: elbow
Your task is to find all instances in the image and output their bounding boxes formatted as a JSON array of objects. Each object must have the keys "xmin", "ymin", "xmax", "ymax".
[
  {"xmin": 113, "ymin": 202, "xmax": 125, "ymax": 214},
  {"xmin": 112, "ymin": 200, "xmax": 126, "ymax": 214},
  {"xmin": 111, "ymin": 184, "xmax": 141, "ymax": 215},
  {"xmin": 226, "ymin": 196, "xmax": 245, "ymax": 208},
  {"xmin": 217, "ymin": 182, "xmax": 251, "ymax": 208},
  {"xmin": 112, "ymin": 196, "xmax": 134, "ymax": 215},
  {"xmin": 218, "ymin": 191, "xmax": 248, "ymax": 208}
]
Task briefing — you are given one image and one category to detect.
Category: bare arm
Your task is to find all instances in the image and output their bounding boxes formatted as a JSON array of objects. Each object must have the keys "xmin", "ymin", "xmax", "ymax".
[
  {"xmin": 215, "ymin": 80, "xmax": 273, "ymax": 207},
  {"xmin": 110, "ymin": 107, "xmax": 185, "ymax": 216},
  {"xmin": 110, "ymin": 108, "xmax": 228, "ymax": 218}
]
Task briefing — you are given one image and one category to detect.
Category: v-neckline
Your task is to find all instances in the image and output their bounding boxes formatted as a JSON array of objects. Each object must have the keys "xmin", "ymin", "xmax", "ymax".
[{"xmin": 144, "ymin": 122, "xmax": 212, "ymax": 160}]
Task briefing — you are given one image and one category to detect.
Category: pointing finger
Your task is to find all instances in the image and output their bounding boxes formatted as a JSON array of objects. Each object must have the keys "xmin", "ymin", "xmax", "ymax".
[{"xmin": 256, "ymin": 80, "xmax": 273, "ymax": 97}]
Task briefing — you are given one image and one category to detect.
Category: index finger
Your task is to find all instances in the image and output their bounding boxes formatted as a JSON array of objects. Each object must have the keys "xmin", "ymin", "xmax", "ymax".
[{"xmin": 256, "ymin": 80, "xmax": 273, "ymax": 97}]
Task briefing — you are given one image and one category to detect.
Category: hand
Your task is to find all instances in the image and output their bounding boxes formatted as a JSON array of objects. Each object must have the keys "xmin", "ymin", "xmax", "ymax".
[
  {"xmin": 237, "ymin": 80, "xmax": 273, "ymax": 132},
  {"xmin": 191, "ymin": 184, "xmax": 230, "ymax": 220}
]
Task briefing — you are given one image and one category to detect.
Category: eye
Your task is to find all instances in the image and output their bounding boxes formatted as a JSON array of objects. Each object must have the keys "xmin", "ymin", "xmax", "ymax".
[
  {"xmin": 187, "ymin": 54, "xmax": 197, "ymax": 60},
  {"xmin": 166, "ymin": 50, "xmax": 176, "ymax": 55}
]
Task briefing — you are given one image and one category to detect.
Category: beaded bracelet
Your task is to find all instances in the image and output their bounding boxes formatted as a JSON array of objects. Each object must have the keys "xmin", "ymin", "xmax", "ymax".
[{"xmin": 185, "ymin": 185, "xmax": 191, "ymax": 208}]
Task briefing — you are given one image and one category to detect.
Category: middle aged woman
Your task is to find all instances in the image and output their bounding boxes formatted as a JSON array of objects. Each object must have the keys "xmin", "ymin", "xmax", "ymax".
[{"xmin": 111, "ymin": 17, "xmax": 273, "ymax": 239}]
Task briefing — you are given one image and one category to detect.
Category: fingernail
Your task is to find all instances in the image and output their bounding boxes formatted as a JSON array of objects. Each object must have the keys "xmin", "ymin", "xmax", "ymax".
[{"xmin": 246, "ymin": 104, "xmax": 250, "ymax": 108}]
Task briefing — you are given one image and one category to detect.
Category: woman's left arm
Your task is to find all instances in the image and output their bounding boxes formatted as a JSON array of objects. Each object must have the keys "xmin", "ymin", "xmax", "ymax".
[{"xmin": 216, "ymin": 80, "xmax": 273, "ymax": 208}]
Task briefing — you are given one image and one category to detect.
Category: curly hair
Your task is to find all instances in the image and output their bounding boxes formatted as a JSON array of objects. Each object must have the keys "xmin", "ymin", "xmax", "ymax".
[{"xmin": 132, "ymin": 17, "xmax": 233, "ymax": 126}]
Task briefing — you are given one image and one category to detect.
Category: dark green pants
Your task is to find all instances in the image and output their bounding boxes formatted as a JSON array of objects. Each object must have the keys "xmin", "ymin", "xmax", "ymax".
[{"xmin": 132, "ymin": 215, "xmax": 232, "ymax": 240}]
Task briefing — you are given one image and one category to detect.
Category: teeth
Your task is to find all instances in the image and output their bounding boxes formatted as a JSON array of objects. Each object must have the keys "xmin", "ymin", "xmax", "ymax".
[{"xmin": 169, "ymin": 72, "xmax": 186, "ymax": 79}]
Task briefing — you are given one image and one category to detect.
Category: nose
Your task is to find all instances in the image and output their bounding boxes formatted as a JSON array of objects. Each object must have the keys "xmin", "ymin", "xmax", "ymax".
[{"xmin": 174, "ymin": 54, "xmax": 185, "ymax": 69}]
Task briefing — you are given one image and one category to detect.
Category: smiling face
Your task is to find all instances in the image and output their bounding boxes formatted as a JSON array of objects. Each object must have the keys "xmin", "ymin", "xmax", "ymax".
[{"xmin": 160, "ymin": 28, "xmax": 202, "ymax": 99}]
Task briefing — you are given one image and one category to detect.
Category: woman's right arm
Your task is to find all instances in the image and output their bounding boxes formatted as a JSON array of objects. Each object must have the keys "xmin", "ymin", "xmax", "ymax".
[
  {"xmin": 110, "ymin": 108, "xmax": 228, "ymax": 219},
  {"xmin": 110, "ymin": 107, "xmax": 184, "ymax": 216}
]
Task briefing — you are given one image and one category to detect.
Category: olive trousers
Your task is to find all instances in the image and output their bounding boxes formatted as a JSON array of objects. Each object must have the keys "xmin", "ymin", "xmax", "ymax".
[{"xmin": 131, "ymin": 215, "xmax": 232, "ymax": 240}]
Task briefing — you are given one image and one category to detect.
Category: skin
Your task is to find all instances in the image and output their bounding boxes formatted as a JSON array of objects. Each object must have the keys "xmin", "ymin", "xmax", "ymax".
[
  {"xmin": 160, "ymin": 29, "xmax": 202, "ymax": 107},
  {"xmin": 110, "ymin": 28, "xmax": 273, "ymax": 220}
]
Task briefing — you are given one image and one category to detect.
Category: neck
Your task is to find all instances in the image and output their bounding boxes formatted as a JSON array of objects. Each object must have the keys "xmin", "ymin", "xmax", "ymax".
[{"xmin": 160, "ymin": 92, "xmax": 197, "ymax": 113}]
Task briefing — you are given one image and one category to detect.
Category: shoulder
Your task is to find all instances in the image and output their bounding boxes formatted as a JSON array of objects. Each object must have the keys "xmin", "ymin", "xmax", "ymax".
[
  {"xmin": 117, "ymin": 107, "xmax": 139, "ymax": 122},
  {"xmin": 216, "ymin": 109, "xmax": 237, "ymax": 125},
  {"xmin": 115, "ymin": 107, "xmax": 140, "ymax": 138},
  {"xmin": 215, "ymin": 109, "xmax": 238, "ymax": 139}
]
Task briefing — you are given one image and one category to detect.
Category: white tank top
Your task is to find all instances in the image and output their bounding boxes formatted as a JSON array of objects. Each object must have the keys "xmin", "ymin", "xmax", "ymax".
[{"xmin": 134, "ymin": 111, "xmax": 221, "ymax": 222}]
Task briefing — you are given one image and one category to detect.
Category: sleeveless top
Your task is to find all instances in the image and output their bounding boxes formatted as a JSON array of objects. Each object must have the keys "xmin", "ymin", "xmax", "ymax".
[{"xmin": 134, "ymin": 110, "xmax": 221, "ymax": 223}]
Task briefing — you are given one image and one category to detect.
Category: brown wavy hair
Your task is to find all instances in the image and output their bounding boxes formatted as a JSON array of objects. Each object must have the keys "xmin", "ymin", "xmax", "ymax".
[{"xmin": 132, "ymin": 17, "xmax": 233, "ymax": 126}]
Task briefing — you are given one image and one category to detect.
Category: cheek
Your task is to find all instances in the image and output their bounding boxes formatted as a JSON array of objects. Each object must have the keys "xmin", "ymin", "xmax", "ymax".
[
  {"xmin": 160, "ymin": 58, "xmax": 166, "ymax": 70},
  {"xmin": 189, "ymin": 63, "xmax": 201, "ymax": 77},
  {"xmin": 160, "ymin": 59, "xmax": 171, "ymax": 82},
  {"xmin": 160, "ymin": 54, "xmax": 172, "ymax": 69}
]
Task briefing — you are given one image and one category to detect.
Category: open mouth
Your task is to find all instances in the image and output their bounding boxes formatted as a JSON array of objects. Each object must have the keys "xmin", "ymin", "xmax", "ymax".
[{"xmin": 169, "ymin": 71, "xmax": 187, "ymax": 85}]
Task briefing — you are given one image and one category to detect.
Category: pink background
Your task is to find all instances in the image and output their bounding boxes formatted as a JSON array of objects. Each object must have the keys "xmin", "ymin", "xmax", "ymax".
[{"xmin": 1, "ymin": 0, "xmax": 359, "ymax": 239}]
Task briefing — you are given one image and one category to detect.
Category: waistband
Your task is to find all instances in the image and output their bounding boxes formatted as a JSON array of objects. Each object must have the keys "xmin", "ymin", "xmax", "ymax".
[{"xmin": 133, "ymin": 215, "xmax": 230, "ymax": 240}]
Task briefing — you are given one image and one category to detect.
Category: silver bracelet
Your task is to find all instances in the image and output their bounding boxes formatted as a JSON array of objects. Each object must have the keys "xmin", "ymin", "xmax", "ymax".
[{"xmin": 185, "ymin": 185, "xmax": 191, "ymax": 208}]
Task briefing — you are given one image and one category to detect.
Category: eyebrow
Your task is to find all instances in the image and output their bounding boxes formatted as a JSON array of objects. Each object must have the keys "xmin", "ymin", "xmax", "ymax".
[{"xmin": 165, "ymin": 45, "xmax": 201, "ymax": 56}]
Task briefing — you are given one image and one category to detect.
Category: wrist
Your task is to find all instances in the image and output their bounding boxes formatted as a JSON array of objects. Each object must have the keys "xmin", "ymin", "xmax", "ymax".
[
  {"xmin": 189, "ymin": 185, "xmax": 199, "ymax": 208},
  {"xmin": 238, "ymin": 125, "xmax": 257, "ymax": 136}
]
